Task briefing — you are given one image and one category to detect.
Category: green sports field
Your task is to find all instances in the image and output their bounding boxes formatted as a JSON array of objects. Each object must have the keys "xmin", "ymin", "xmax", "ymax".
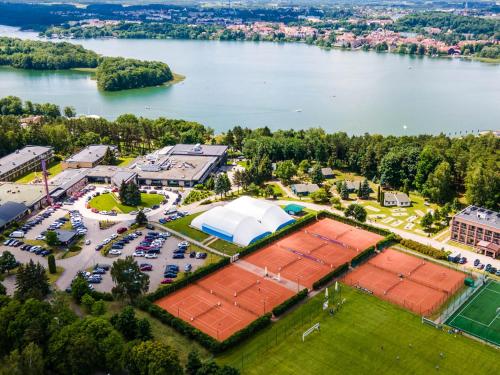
[
  {"xmin": 446, "ymin": 280, "xmax": 500, "ymax": 346},
  {"xmin": 217, "ymin": 285, "xmax": 499, "ymax": 374}
]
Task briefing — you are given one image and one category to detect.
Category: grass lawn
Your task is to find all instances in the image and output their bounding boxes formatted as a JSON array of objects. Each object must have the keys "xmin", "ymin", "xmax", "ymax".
[
  {"xmin": 183, "ymin": 189, "xmax": 213, "ymax": 205},
  {"xmin": 266, "ymin": 182, "xmax": 287, "ymax": 198},
  {"xmin": 115, "ymin": 157, "xmax": 135, "ymax": 167},
  {"xmin": 15, "ymin": 161, "xmax": 63, "ymax": 183},
  {"xmin": 217, "ymin": 285, "xmax": 499, "ymax": 374},
  {"xmin": 88, "ymin": 192, "xmax": 164, "ymax": 213},
  {"xmin": 164, "ymin": 212, "xmax": 209, "ymax": 242},
  {"xmin": 209, "ymin": 239, "xmax": 241, "ymax": 255},
  {"xmin": 46, "ymin": 266, "xmax": 64, "ymax": 284}
]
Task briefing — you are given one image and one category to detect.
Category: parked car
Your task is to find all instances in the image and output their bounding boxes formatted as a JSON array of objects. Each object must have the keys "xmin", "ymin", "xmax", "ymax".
[
  {"xmin": 195, "ymin": 252, "xmax": 207, "ymax": 259},
  {"xmin": 140, "ymin": 264, "xmax": 153, "ymax": 271},
  {"xmin": 109, "ymin": 249, "xmax": 122, "ymax": 256},
  {"xmin": 161, "ymin": 278, "xmax": 174, "ymax": 284},
  {"xmin": 85, "ymin": 239, "xmax": 91, "ymax": 245},
  {"xmin": 163, "ymin": 272, "xmax": 178, "ymax": 278},
  {"xmin": 184, "ymin": 264, "xmax": 192, "ymax": 272},
  {"xmin": 173, "ymin": 253, "xmax": 185, "ymax": 259},
  {"xmin": 473, "ymin": 259, "xmax": 480, "ymax": 266},
  {"xmin": 117, "ymin": 227, "xmax": 127, "ymax": 234},
  {"xmin": 145, "ymin": 253, "xmax": 158, "ymax": 259},
  {"xmin": 95, "ymin": 244, "xmax": 103, "ymax": 251},
  {"xmin": 133, "ymin": 251, "xmax": 145, "ymax": 257}
]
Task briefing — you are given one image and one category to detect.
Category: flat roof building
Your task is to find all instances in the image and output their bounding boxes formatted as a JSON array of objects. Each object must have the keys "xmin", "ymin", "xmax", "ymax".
[
  {"xmin": 291, "ymin": 183, "xmax": 320, "ymax": 196},
  {"xmin": 451, "ymin": 205, "xmax": 500, "ymax": 258},
  {"xmin": 62, "ymin": 145, "xmax": 117, "ymax": 169},
  {"xmin": 0, "ymin": 201, "xmax": 29, "ymax": 230},
  {"xmin": 0, "ymin": 146, "xmax": 53, "ymax": 181}
]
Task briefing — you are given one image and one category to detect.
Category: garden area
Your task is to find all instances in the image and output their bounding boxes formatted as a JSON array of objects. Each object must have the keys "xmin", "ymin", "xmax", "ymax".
[
  {"xmin": 88, "ymin": 192, "xmax": 164, "ymax": 214},
  {"xmin": 183, "ymin": 189, "xmax": 213, "ymax": 205}
]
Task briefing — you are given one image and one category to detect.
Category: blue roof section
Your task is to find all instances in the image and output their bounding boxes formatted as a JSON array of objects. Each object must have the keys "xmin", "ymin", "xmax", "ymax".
[
  {"xmin": 276, "ymin": 218, "xmax": 296, "ymax": 231},
  {"xmin": 283, "ymin": 204, "xmax": 305, "ymax": 214},
  {"xmin": 249, "ymin": 231, "xmax": 272, "ymax": 244},
  {"xmin": 0, "ymin": 201, "xmax": 28, "ymax": 228},
  {"xmin": 201, "ymin": 223, "xmax": 234, "ymax": 243}
]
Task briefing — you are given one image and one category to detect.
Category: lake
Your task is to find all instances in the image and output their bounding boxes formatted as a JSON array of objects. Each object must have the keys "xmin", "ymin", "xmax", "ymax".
[{"xmin": 1, "ymin": 25, "xmax": 499, "ymax": 135}]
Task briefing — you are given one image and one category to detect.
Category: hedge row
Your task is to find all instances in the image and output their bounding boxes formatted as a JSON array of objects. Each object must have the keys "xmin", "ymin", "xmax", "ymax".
[
  {"xmin": 376, "ymin": 233, "xmax": 401, "ymax": 249},
  {"xmin": 239, "ymin": 213, "xmax": 317, "ymax": 258},
  {"xmin": 350, "ymin": 246, "xmax": 376, "ymax": 267},
  {"xmin": 312, "ymin": 262, "xmax": 349, "ymax": 290},
  {"xmin": 399, "ymin": 239, "xmax": 448, "ymax": 260},
  {"xmin": 147, "ymin": 257, "xmax": 231, "ymax": 302},
  {"xmin": 272, "ymin": 288, "xmax": 308, "ymax": 317},
  {"xmin": 90, "ymin": 290, "xmax": 113, "ymax": 301},
  {"xmin": 318, "ymin": 211, "xmax": 392, "ymax": 237},
  {"xmin": 142, "ymin": 300, "xmax": 272, "ymax": 353}
]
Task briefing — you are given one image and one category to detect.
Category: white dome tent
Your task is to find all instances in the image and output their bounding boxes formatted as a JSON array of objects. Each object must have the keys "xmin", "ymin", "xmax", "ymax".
[{"xmin": 191, "ymin": 197, "xmax": 295, "ymax": 246}]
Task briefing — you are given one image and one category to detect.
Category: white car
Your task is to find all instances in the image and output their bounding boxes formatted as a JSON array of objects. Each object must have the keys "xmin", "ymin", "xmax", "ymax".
[
  {"xmin": 36, "ymin": 234, "xmax": 46, "ymax": 240},
  {"xmin": 143, "ymin": 208, "xmax": 152, "ymax": 213},
  {"xmin": 133, "ymin": 251, "xmax": 145, "ymax": 257},
  {"xmin": 145, "ymin": 253, "xmax": 158, "ymax": 259},
  {"xmin": 102, "ymin": 238, "xmax": 111, "ymax": 245},
  {"xmin": 85, "ymin": 239, "xmax": 91, "ymax": 245},
  {"xmin": 110, "ymin": 234, "xmax": 118, "ymax": 239},
  {"xmin": 108, "ymin": 249, "xmax": 122, "ymax": 256}
]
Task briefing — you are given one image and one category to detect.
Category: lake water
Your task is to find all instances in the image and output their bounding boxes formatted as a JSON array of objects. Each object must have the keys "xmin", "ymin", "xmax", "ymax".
[{"xmin": 1, "ymin": 25, "xmax": 499, "ymax": 135}]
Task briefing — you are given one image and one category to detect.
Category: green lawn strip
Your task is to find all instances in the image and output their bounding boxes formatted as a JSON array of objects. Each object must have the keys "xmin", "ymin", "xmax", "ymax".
[
  {"xmin": 15, "ymin": 161, "xmax": 63, "ymax": 183},
  {"xmin": 164, "ymin": 212, "xmax": 209, "ymax": 242},
  {"xmin": 88, "ymin": 192, "xmax": 164, "ymax": 213},
  {"xmin": 183, "ymin": 190, "xmax": 213, "ymax": 205},
  {"xmin": 208, "ymin": 239, "xmax": 241, "ymax": 256},
  {"xmin": 217, "ymin": 285, "xmax": 499, "ymax": 374},
  {"xmin": 115, "ymin": 157, "xmax": 135, "ymax": 167},
  {"xmin": 266, "ymin": 183, "xmax": 286, "ymax": 198}
]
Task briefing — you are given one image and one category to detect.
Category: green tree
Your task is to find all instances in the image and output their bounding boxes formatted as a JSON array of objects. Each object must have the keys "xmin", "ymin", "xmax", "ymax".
[
  {"xmin": 102, "ymin": 146, "xmax": 116, "ymax": 165},
  {"xmin": 422, "ymin": 161, "xmax": 454, "ymax": 204},
  {"xmin": 275, "ymin": 160, "xmax": 297, "ymax": 184},
  {"xmin": 135, "ymin": 210, "xmax": 148, "ymax": 226},
  {"xmin": 421, "ymin": 212, "xmax": 434, "ymax": 232},
  {"xmin": 91, "ymin": 300, "xmax": 106, "ymax": 316},
  {"xmin": 111, "ymin": 306, "xmax": 139, "ymax": 340},
  {"xmin": 340, "ymin": 181, "xmax": 349, "ymax": 200},
  {"xmin": 81, "ymin": 293, "xmax": 95, "ymax": 313},
  {"xmin": 45, "ymin": 230, "xmax": 59, "ymax": 247},
  {"xmin": 47, "ymin": 254, "xmax": 56, "ymax": 274},
  {"xmin": 358, "ymin": 179, "xmax": 370, "ymax": 199},
  {"xmin": 0, "ymin": 251, "xmax": 17, "ymax": 274},
  {"xmin": 137, "ymin": 318, "xmax": 153, "ymax": 341},
  {"xmin": 264, "ymin": 185, "xmax": 275, "ymax": 199},
  {"xmin": 121, "ymin": 182, "xmax": 141, "ymax": 206},
  {"xmin": 311, "ymin": 163, "xmax": 324, "ymax": 185},
  {"xmin": 126, "ymin": 340, "xmax": 183, "ymax": 375},
  {"xmin": 298, "ymin": 159, "xmax": 311, "ymax": 174},
  {"xmin": 465, "ymin": 158, "xmax": 499, "ymax": 210},
  {"xmin": 1, "ymin": 343, "xmax": 44, "ymax": 375},
  {"xmin": 186, "ymin": 350, "xmax": 202, "ymax": 375},
  {"xmin": 111, "ymin": 256, "xmax": 149, "ymax": 302},
  {"xmin": 377, "ymin": 185, "xmax": 381, "ymax": 202},
  {"xmin": 310, "ymin": 188, "xmax": 329, "ymax": 203},
  {"xmin": 344, "ymin": 204, "xmax": 367, "ymax": 222},
  {"xmin": 214, "ymin": 173, "xmax": 231, "ymax": 197},
  {"xmin": 71, "ymin": 274, "xmax": 91, "ymax": 303},
  {"xmin": 0, "ymin": 282, "xmax": 5, "ymax": 295},
  {"xmin": 14, "ymin": 260, "xmax": 50, "ymax": 301},
  {"xmin": 63, "ymin": 106, "xmax": 76, "ymax": 118}
]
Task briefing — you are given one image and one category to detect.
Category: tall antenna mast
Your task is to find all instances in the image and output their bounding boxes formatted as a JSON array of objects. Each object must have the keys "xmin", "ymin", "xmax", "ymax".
[{"xmin": 42, "ymin": 159, "xmax": 52, "ymax": 206}]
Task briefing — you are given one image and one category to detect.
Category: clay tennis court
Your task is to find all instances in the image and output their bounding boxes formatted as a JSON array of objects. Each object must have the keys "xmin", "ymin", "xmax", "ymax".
[
  {"xmin": 154, "ymin": 264, "xmax": 294, "ymax": 341},
  {"xmin": 305, "ymin": 218, "xmax": 383, "ymax": 250},
  {"xmin": 244, "ymin": 218, "xmax": 381, "ymax": 288},
  {"xmin": 343, "ymin": 249, "xmax": 466, "ymax": 316}
]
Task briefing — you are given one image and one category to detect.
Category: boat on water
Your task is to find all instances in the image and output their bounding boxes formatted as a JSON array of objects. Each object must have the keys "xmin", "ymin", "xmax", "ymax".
[{"xmin": 295, "ymin": 109, "xmax": 303, "ymax": 112}]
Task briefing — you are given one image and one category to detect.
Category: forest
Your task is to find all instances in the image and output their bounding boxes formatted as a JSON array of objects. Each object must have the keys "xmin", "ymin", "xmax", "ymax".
[
  {"xmin": 0, "ymin": 37, "xmax": 174, "ymax": 91},
  {"xmin": 96, "ymin": 57, "xmax": 173, "ymax": 91},
  {"xmin": 0, "ymin": 96, "xmax": 498, "ymax": 210}
]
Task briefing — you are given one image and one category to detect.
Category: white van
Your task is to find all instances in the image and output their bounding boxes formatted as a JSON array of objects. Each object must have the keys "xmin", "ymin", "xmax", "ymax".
[{"xmin": 9, "ymin": 230, "xmax": 25, "ymax": 238}]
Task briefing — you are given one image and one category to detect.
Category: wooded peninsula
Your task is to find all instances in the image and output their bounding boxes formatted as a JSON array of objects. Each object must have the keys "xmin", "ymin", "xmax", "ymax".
[{"xmin": 0, "ymin": 37, "xmax": 175, "ymax": 91}]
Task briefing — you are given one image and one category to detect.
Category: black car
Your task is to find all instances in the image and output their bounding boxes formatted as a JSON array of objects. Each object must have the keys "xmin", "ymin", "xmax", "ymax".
[
  {"xmin": 189, "ymin": 251, "xmax": 196, "ymax": 258},
  {"xmin": 164, "ymin": 272, "xmax": 178, "ymax": 278},
  {"xmin": 95, "ymin": 264, "xmax": 111, "ymax": 271}
]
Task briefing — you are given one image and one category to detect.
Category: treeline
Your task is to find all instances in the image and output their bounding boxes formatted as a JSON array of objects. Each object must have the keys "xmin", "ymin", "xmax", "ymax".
[
  {"xmin": 393, "ymin": 12, "xmax": 500, "ymax": 39},
  {"xmin": 96, "ymin": 57, "xmax": 173, "ymax": 91},
  {"xmin": 0, "ymin": 37, "xmax": 174, "ymax": 91},
  {"xmin": 0, "ymin": 96, "xmax": 212, "ymax": 156},
  {"xmin": 0, "ymin": 37, "xmax": 99, "ymax": 70},
  {"xmin": 226, "ymin": 126, "xmax": 499, "ymax": 210}
]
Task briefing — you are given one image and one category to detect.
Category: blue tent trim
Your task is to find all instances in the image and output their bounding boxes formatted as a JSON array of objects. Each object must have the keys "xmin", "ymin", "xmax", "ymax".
[
  {"xmin": 201, "ymin": 224, "xmax": 233, "ymax": 242},
  {"xmin": 276, "ymin": 218, "xmax": 296, "ymax": 231},
  {"xmin": 249, "ymin": 231, "xmax": 272, "ymax": 244}
]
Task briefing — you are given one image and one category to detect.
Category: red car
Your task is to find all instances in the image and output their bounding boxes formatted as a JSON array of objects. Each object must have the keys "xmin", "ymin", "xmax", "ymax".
[
  {"xmin": 140, "ymin": 264, "xmax": 153, "ymax": 272},
  {"xmin": 161, "ymin": 278, "xmax": 174, "ymax": 284},
  {"xmin": 117, "ymin": 227, "xmax": 127, "ymax": 234}
]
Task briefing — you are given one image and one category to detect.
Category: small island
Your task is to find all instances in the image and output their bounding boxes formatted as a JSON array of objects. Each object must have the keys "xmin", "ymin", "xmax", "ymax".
[{"xmin": 0, "ymin": 37, "xmax": 179, "ymax": 91}]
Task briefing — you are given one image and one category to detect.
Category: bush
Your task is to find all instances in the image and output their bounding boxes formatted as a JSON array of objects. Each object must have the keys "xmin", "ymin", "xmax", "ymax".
[
  {"xmin": 272, "ymin": 289, "xmax": 308, "ymax": 317},
  {"xmin": 400, "ymin": 239, "xmax": 448, "ymax": 260},
  {"xmin": 184, "ymin": 190, "xmax": 212, "ymax": 205},
  {"xmin": 312, "ymin": 263, "xmax": 349, "ymax": 290}
]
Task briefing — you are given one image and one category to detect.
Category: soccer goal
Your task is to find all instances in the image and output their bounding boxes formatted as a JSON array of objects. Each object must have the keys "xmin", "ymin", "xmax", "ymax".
[{"xmin": 302, "ymin": 322, "xmax": 320, "ymax": 342}]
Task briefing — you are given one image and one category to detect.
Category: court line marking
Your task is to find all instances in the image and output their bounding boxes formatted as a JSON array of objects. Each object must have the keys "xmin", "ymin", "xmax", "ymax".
[{"xmin": 448, "ymin": 284, "xmax": 489, "ymax": 326}]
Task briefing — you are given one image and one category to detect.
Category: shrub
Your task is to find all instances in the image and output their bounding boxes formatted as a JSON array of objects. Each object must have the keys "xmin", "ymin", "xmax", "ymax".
[
  {"xmin": 399, "ymin": 239, "xmax": 448, "ymax": 260},
  {"xmin": 272, "ymin": 289, "xmax": 308, "ymax": 317},
  {"xmin": 312, "ymin": 263, "xmax": 349, "ymax": 290}
]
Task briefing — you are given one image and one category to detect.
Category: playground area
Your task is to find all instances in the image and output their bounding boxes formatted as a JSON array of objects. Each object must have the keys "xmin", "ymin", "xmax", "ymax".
[
  {"xmin": 446, "ymin": 280, "xmax": 500, "ymax": 346},
  {"xmin": 154, "ymin": 264, "xmax": 294, "ymax": 341},
  {"xmin": 244, "ymin": 218, "xmax": 383, "ymax": 288},
  {"xmin": 343, "ymin": 249, "xmax": 466, "ymax": 316}
]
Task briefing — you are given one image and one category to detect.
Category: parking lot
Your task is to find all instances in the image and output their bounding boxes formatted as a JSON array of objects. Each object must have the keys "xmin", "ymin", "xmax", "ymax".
[{"xmin": 0, "ymin": 183, "xmax": 215, "ymax": 295}]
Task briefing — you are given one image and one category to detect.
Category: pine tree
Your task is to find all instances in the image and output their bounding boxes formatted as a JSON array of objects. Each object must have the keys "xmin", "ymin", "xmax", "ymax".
[
  {"xmin": 358, "ymin": 179, "xmax": 370, "ymax": 200},
  {"xmin": 14, "ymin": 260, "xmax": 50, "ymax": 301},
  {"xmin": 311, "ymin": 163, "xmax": 324, "ymax": 185},
  {"xmin": 377, "ymin": 185, "xmax": 381, "ymax": 202},
  {"xmin": 47, "ymin": 254, "xmax": 56, "ymax": 274},
  {"xmin": 340, "ymin": 181, "xmax": 349, "ymax": 200}
]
